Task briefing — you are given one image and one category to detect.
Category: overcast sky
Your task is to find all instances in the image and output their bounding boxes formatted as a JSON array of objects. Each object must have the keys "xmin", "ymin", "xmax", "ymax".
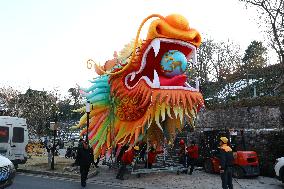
[{"xmin": 0, "ymin": 0, "xmax": 269, "ymax": 94}]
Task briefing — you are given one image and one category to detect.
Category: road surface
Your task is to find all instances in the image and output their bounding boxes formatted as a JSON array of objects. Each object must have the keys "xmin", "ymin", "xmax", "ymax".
[{"xmin": 6, "ymin": 173, "xmax": 132, "ymax": 189}]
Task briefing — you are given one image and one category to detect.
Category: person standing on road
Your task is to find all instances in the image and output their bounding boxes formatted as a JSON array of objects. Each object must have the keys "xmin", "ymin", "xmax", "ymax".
[
  {"xmin": 219, "ymin": 137, "xmax": 234, "ymax": 189},
  {"xmin": 178, "ymin": 139, "xmax": 186, "ymax": 164},
  {"xmin": 145, "ymin": 146, "xmax": 163, "ymax": 169},
  {"xmin": 116, "ymin": 145, "xmax": 139, "ymax": 180},
  {"xmin": 178, "ymin": 139, "xmax": 188, "ymax": 173},
  {"xmin": 116, "ymin": 144, "xmax": 129, "ymax": 164},
  {"xmin": 93, "ymin": 156, "xmax": 100, "ymax": 168},
  {"xmin": 46, "ymin": 143, "xmax": 52, "ymax": 167},
  {"xmin": 78, "ymin": 138, "xmax": 84, "ymax": 149},
  {"xmin": 186, "ymin": 140, "xmax": 199, "ymax": 175},
  {"xmin": 75, "ymin": 140, "xmax": 94, "ymax": 188},
  {"xmin": 139, "ymin": 141, "xmax": 147, "ymax": 161}
]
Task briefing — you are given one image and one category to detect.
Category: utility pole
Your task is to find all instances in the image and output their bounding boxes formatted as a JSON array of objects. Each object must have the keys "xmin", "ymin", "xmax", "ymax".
[
  {"xmin": 50, "ymin": 121, "xmax": 58, "ymax": 170},
  {"xmin": 50, "ymin": 93, "xmax": 58, "ymax": 170},
  {"xmin": 86, "ymin": 101, "xmax": 90, "ymax": 145}
]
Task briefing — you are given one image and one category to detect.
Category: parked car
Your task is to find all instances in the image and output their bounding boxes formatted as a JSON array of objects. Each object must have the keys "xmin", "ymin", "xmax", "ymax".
[
  {"xmin": 0, "ymin": 154, "xmax": 16, "ymax": 188},
  {"xmin": 0, "ymin": 116, "xmax": 29, "ymax": 168},
  {"xmin": 274, "ymin": 157, "xmax": 284, "ymax": 183}
]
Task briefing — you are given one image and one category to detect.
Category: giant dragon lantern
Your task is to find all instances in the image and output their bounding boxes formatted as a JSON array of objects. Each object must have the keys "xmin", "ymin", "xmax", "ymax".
[{"xmin": 73, "ymin": 14, "xmax": 204, "ymax": 158}]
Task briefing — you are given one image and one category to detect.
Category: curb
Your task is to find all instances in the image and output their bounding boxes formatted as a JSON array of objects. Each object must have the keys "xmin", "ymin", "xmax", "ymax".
[{"xmin": 17, "ymin": 169, "xmax": 98, "ymax": 179}]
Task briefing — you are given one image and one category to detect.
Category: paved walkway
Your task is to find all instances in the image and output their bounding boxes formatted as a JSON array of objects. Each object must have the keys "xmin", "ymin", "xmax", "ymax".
[
  {"xmin": 88, "ymin": 166, "xmax": 283, "ymax": 189},
  {"xmin": 17, "ymin": 156, "xmax": 283, "ymax": 189}
]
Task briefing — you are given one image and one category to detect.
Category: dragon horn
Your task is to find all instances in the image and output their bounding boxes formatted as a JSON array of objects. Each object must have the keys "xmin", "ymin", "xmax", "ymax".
[{"xmin": 94, "ymin": 14, "xmax": 165, "ymax": 76}]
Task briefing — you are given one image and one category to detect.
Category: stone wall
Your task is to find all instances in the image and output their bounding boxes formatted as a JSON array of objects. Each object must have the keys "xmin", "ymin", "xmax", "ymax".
[
  {"xmin": 196, "ymin": 106, "xmax": 282, "ymax": 130},
  {"xmin": 240, "ymin": 130, "xmax": 284, "ymax": 176},
  {"xmin": 175, "ymin": 105, "xmax": 284, "ymax": 176}
]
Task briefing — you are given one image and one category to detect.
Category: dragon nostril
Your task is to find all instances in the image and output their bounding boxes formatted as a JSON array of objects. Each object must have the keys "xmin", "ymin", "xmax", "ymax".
[{"xmin": 156, "ymin": 25, "xmax": 162, "ymax": 35}]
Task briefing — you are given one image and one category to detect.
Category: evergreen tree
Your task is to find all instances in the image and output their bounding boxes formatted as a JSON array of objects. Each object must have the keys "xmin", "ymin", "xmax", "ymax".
[{"xmin": 242, "ymin": 41, "xmax": 267, "ymax": 69}]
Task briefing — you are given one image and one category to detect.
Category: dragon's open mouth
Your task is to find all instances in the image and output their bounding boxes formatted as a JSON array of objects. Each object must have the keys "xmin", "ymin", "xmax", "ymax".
[{"xmin": 125, "ymin": 38, "xmax": 199, "ymax": 91}]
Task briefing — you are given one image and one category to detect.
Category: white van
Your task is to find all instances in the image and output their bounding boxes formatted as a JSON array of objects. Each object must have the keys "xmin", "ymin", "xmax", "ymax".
[{"xmin": 0, "ymin": 116, "xmax": 29, "ymax": 167}]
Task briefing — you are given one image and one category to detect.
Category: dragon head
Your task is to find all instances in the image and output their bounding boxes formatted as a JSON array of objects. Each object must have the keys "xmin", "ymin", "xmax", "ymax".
[
  {"xmin": 124, "ymin": 14, "xmax": 201, "ymax": 90},
  {"xmin": 104, "ymin": 14, "xmax": 204, "ymax": 146}
]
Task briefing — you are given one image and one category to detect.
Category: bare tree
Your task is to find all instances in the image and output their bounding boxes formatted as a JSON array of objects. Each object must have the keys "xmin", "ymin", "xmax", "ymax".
[
  {"xmin": 212, "ymin": 40, "xmax": 242, "ymax": 82},
  {"xmin": 240, "ymin": 0, "xmax": 284, "ymax": 64},
  {"xmin": 0, "ymin": 87, "xmax": 20, "ymax": 116},
  {"xmin": 195, "ymin": 38, "xmax": 217, "ymax": 84},
  {"xmin": 18, "ymin": 89, "xmax": 58, "ymax": 137}
]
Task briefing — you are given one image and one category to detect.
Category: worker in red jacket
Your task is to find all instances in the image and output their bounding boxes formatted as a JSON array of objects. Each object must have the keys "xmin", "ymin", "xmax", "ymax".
[
  {"xmin": 178, "ymin": 139, "xmax": 186, "ymax": 165},
  {"xmin": 145, "ymin": 146, "xmax": 163, "ymax": 169},
  {"xmin": 186, "ymin": 140, "xmax": 199, "ymax": 175},
  {"xmin": 116, "ymin": 145, "xmax": 139, "ymax": 180}
]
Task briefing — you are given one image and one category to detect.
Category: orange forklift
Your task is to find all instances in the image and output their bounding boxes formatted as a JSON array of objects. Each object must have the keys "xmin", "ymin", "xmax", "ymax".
[{"xmin": 201, "ymin": 129, "xmax": 260, "ymax": 178}]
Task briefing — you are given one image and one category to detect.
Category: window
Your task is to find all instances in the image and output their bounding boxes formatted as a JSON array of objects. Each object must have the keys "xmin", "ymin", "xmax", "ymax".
[
  {"xmin": 0, "ymin": 126, "xmax": 9, "ymax": 143},
  {"xmin": 12, "ymin": 127, "xmax": 24, "ymax": 143}
]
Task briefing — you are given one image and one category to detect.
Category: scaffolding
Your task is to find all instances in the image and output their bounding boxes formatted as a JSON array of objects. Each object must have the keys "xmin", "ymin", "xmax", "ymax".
[{"xmin": 101, "ymin": 132, "xmax": 186, "ymax": 178}]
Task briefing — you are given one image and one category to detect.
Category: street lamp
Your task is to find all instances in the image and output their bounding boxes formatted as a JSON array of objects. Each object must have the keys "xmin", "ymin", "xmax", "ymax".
[
  {"xmin": 50, "ymin": 121, "xmax": 58, "ymax": 170},
  {"xmin": 86, "ymin": 101, "xmax": 91, "ymax": 145}
]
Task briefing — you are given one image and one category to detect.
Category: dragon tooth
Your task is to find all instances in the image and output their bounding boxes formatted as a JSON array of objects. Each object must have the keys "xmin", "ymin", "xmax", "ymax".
[
  {"xmin": 151, "ymin": 39, "xmax": 160, "ymax": 57},
  {"xmin": 185, "ymin": 82, "xmax": 192, "ymax": 88},
  {"xmin": 186, "ymin": 53, "xmax": 193, "ymax": 62},
  {"xmin": 187, "ymin": 47, "xmax": 197, "ymax": 65},
  {"xmin": 195, "ymin": 77, "xmax": 200, "ymax": 91},
  {"xmin": 185, "ymin": 82, "xmax": 199, "ymax": 92},
  {"xmin": 130, "ymin": 72, "xmax": 136, "ymax": 81},
  {"xmin": 152, "ymin": 69, "xmax": 160, "ymax": 88},
  {"xmin": 192, "ymin": 48, "xmax": 197, "ymax": 65}
]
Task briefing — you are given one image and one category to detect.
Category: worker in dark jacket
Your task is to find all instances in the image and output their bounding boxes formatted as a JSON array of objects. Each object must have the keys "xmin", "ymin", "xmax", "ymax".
[
  {"xmin": 145, "ymin": 146, "xmax": 163, "ymax": 169},
  {"xmin": 186, "ymin": 140, "xmax": 199, "ymax": 175},
  {"xmin": 116, "ymin": 145, "xmax": 139, "ymax": 180},
  {"xmin": 139, "ymin": 141, "xmax": 147, "ymax": 161},
  {"xmin": 219, "ymin": 137, "xmax": 234, "ymax": 189},
  {"xmin": 75, "ymin": 140, "xmax": 94, "ymax": 188}
]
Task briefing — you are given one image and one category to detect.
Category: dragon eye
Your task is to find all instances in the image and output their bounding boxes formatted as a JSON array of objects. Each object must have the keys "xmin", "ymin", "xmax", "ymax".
[{"xmin": 160, "ymin": 50, "xmax": 188, "ymax": 78}]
